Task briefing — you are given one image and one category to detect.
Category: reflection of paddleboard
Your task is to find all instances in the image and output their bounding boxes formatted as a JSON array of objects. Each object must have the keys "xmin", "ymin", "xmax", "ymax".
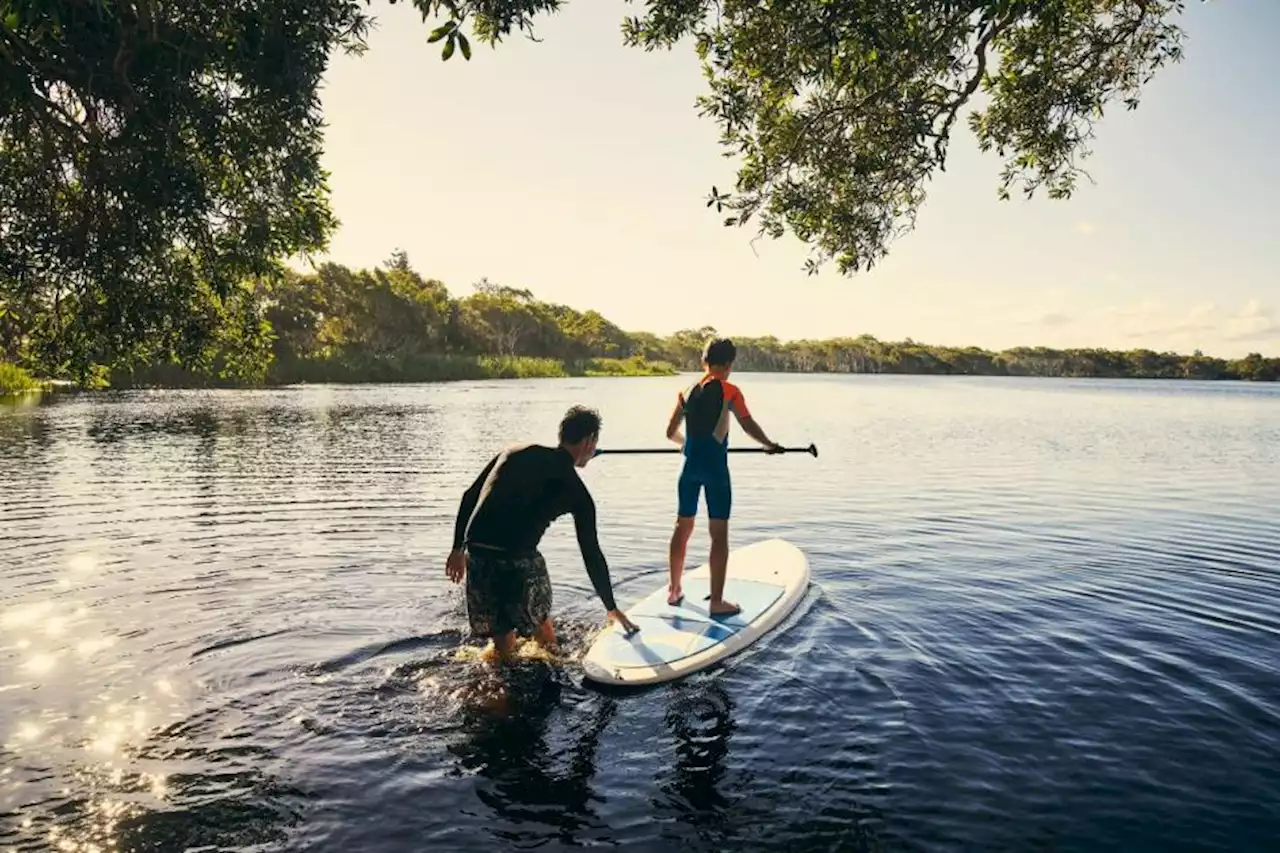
[{"xmin": 581, "ymin": 538, "xmax": 810, "ymax": 687}]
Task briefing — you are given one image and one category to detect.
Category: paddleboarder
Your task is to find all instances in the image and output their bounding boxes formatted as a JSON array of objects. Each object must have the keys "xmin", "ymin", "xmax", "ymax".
[
  {"xmin": 445, "ymin": 405, "xmax": 640, "ymax": 661},
  {"xmin": 664, "ymin": 337, "xmax": 784, "ymax": 616}
]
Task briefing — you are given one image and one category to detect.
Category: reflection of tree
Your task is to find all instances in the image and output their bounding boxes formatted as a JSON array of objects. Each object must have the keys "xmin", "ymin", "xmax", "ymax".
[
  {"xmin": 661, "ymin": 679, "xmax": 737, "ymax": 826},
  {"xmin": 447, "ymin": 672, "xmax": 617, "ymax": 846},
  {"xmin": 0, "ymin": 396, "xmax": 55, "ymax": 486}
]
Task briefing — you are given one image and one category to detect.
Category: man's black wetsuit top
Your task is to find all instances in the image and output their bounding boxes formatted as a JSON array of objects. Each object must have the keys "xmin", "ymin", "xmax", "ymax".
[{"xmin": 451, "ymin": 443, "xmax": 617, "ymax": 612}]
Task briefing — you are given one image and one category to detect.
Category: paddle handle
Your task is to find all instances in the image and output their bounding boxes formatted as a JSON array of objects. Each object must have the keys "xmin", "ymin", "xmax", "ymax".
[{"xmin": 595, "ymin": 443, "xmax": 818, "ymax": 458}]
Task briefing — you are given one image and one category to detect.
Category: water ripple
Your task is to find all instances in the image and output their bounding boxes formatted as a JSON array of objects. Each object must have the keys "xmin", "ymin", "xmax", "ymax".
[{"xmin": 2, "ymin": 377, "xmax": 1279, "ymax": 852}]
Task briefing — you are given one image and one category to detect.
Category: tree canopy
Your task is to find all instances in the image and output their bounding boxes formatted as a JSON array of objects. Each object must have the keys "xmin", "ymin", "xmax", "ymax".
[{"xmin": 1, "ymin": 0, "xmax": 1200, "ymax": 377}]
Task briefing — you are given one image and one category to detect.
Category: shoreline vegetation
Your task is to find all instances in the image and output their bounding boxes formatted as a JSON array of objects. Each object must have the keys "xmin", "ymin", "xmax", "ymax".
[
  {"xmin": 111, "ymin": 353, "xmax": 678, "ymax": 389},
  {"xmin": 3, "ymin": 257, "xmax": 1277, "ymax": 393},
  {"xmin": 0, "ymin": 362, "xmax": 46, "ymax": 397}
]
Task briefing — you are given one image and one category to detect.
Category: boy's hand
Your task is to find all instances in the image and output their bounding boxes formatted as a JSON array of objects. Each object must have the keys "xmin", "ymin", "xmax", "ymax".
[{"xmin": 764, "ymin": 441, "xmax": 785, "ymax": 454}]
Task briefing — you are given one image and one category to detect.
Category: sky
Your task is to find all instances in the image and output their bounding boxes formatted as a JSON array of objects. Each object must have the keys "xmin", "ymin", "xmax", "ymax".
[{"xmin": 313, "ymin": 0, "xmax": 1279, "ymax": 359}]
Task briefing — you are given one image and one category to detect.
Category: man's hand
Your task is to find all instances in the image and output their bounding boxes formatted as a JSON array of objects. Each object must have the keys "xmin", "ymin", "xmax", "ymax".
[
  {"xmin": 764, "ymin": 441, "xmax": 784, "ymax": 454},
  {"xmin": 445, "ymin": 549, "xmax": 467, "ymax": 584},
  {"xmin": 608, "ymin": 609, "xmax": 640, "ymax": 636}
]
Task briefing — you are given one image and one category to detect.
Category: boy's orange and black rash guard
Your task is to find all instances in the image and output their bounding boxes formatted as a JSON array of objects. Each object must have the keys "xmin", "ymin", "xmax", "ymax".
[{"xmin": 679, "ymin": 373, "xmax": 750, "ymax": 453}]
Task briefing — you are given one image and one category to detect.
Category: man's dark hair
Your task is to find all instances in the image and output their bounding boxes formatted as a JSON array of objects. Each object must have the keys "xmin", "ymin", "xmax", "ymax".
[
  {"xmin": 703, "ymin": 337, "xmax": 737, "ymax": 367},
  {"xmin": 559, "ymin": 405, "xmax": 602, "ymax": 445}
]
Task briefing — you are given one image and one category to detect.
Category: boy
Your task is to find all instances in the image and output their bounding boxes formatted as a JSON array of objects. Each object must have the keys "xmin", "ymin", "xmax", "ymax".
[{"xmin": 664, "ymin": 337, "xmax": 782, "ymax": 616}]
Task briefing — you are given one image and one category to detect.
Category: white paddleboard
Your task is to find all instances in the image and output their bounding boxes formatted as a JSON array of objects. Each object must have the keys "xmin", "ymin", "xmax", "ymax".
[{"xmin": 580, "ymin": 538, "xmax": 810, "ymax": 686}]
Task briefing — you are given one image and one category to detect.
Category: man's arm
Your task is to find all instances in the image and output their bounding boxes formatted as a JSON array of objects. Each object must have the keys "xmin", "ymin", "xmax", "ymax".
[
  {"xmin": 450, "ymin": 454, "xmax": 498, "ymax": 552},
  {"xmin": 569, "ymin": 481, "xmax": 619, "ymax": 612}
]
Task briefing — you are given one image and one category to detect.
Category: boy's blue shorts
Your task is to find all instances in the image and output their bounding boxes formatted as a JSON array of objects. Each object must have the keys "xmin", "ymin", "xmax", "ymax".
[{"xmin": 677, "ymin": 441, "xmax": 731, "ymax": 520}]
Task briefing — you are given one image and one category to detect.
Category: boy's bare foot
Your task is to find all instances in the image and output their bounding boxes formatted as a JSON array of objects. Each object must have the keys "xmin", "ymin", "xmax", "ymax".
[
  {"xmin": 667, "ymin": 585, "xmax": 684, "ymax": 606},
  {"xmin": 709, "ymin": 599, "xmax": 741, "ymax": 617}
]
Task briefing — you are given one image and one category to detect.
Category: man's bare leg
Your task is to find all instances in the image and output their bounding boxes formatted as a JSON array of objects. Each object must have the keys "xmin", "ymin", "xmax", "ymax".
[
  {"xmin": 485, "ymin": 630, "xmax": 518, "ymax": 662},
  {"xmin": 707, "ymin": 519, "xmax": 738, "ymax": 615},
  {"xmin": 668, "ymin": 517, "xmax": 695, "ymax": 605},
  {"xmin": 534, "ymin": 617, "xmax": 559, "ymax": 654}
]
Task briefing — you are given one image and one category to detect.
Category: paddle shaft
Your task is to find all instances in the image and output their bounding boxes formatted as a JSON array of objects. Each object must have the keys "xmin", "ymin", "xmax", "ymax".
[{"xmin": 595, "ymin": 442, "xmax": 818, "ymax": 457}]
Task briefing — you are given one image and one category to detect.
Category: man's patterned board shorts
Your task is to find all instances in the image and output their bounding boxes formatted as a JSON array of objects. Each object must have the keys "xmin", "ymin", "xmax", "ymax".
[{"xmin": 464, "ymin": 548, "xmax": 553, "ymax": 638}]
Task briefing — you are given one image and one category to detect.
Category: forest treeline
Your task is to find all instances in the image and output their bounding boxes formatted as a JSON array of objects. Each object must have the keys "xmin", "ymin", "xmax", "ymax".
[
  {"xmin": 2, "ymin": 252, "xmax": 1276, "ymax": 392},
  {"xmin": 113, "ymin": 252, "xmax": 683, "ymax": 388},
  {"xmin": 129, "ymin": 253, "xmax": 1280, "ymax": 386},
  {"xmin": 709, "ymin": 336, "xmax": 1279, "ymax": 382}
]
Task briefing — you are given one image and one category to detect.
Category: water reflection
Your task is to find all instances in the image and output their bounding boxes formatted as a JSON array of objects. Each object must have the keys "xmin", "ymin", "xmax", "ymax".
[
  {"xmin": 86, "ymin": 406, "xmax": 225, "ymax": 444},
  {"xmin": 0, "ymin": 564, "xmax": 206, "ymax": 853},
  {"xmin": 447, "ymin": 666, "xmax": 618, "ymax": 846},
  {"xmin": 3, "ymin": 379, "xmax": 1279, "ymax": 852},
  {"xmin": 662, "ymin": 679, "xmax": 737, "ymax": 819}
]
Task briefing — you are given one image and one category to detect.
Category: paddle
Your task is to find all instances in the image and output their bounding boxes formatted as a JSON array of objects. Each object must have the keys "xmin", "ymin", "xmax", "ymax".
[{"xmin": 594, "ymin": 442, "xmax": 818, "ymax": 457}]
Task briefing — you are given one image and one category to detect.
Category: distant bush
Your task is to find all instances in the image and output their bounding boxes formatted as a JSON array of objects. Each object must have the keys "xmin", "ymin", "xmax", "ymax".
[
  {"xmin": 0, "ymin": 362, "xmax": 41, "ymax": 396},
  {"xmin": 575, "ymin": 356, "xmax": 679, "ymax": 377},
  {"xmin": 108, "ymin": 352, "xmax": 681, "ymax": 388}
]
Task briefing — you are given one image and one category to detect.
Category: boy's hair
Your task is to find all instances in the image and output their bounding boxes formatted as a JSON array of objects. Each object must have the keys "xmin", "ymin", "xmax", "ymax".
[
  {"xmin": 559, "ymin": 405, "xmax": 602, "ymax": 445},
  {"xmin": 702, "ymin": 337, "xmax": 737, "ymax": 367}
]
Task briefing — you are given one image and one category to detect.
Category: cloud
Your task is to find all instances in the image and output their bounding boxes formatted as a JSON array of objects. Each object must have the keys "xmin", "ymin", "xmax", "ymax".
[
  {"xmin": 1013, "ymin": 309, "xmax": 1074, "ymax": 328},
  {"xmin": 1224, "ymin": 299, "xmax": 1275, "ymax": 342},
  {"xmin": 1105, "ymin": 298, "xmax": 1164, "ymax": 320},
  {"xmin": 1122, "ymin": 323, "xmax": 1217, "ymax": 340},
  {"xmin": 1120, "ymin": 301, "xmax": 1220, "ymax": 339},
  {"xmin": 1099, "ymin": 298, "xmax": 1277, "ymax": 352},
  {"xmin": 1187, "ymin": 301, "xmax": 1217, "ymax": 320},
  {"xmin": 1037, "ymin": 312, "xmax": 1074, "ymax": 328}
]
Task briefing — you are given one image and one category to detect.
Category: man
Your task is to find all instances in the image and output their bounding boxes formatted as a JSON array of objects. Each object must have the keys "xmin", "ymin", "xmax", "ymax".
[
  {"xmin": 445, "ymin": 405, "xmax": 640, "ymax": 660},
  {"xmin": 664, "ymin": 337, "xmax": 782, "ymax": 616}
]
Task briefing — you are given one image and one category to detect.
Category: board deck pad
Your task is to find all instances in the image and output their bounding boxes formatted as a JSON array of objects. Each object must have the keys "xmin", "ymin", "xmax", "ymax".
[
  {"xmin": 581, "ymin": 538, "xmax": 810, "ymax": 686},
  {"xmin": 628, "ymin": 577, "xmax": 784, "ymax": 628},
  {"xmin": 591, "ymin": 577, "xmax": 785, "ymax": 668}
]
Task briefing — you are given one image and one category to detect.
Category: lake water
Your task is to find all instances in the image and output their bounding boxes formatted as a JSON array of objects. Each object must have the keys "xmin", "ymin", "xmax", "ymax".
[{"xmin": 2, "ymin": 374, "xmax": 1279, "ymax": 852}]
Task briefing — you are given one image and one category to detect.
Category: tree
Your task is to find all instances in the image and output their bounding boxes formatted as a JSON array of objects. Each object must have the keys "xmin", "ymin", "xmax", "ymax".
[
  {"xmin": 430, "ymin": 1, "xmax": 1195, "ymax": 275},
  {"xmin": 1, "ymin": 0, "xmax": 1200, "ymax": 378},
  {"xmin": 0, "ymin": 0, "xmax": 364, "ymax": 378},
  {"xmin": 386, "ymin": 248, "xmax": 413, "ymax": 272},
  {"xmin": 460, "ymin": 289, "xmax": 538, "ymax": 356}
]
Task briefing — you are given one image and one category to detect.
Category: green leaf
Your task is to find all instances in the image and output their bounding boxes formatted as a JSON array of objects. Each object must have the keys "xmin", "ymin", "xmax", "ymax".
[
  {"xmin": 4, "ymin": 11, "xmax": 19, "ymax": 31},
  {"xmin": 458, "ymin": 32, "xmax": 471, "ymax": 60},
  {"xmin": 427, "ymin": 21, "xmax": 454, "ymax": 43},
  {"xmin": 442, "ymin": 33, "xmax": 455, "ymax": 60}
]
